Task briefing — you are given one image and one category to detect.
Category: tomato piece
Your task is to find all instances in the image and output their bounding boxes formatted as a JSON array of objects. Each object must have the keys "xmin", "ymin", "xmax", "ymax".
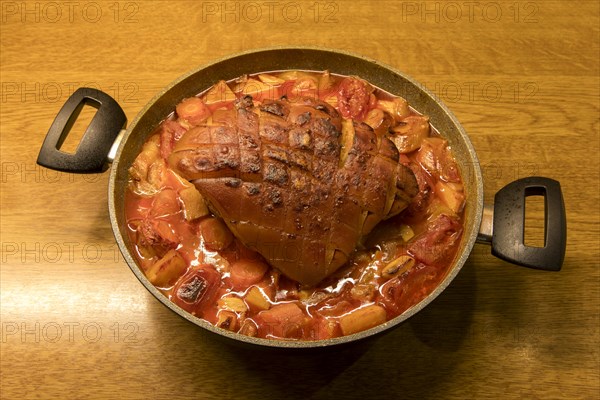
[
  {"xmin": 171, "ymin": 264, "xmax": 221, "ymax": 316},
  {"xmin": 377, "ymin": 263, "xmax": 439, "ymax": 317},
  {"xmin": 137, "ymin": 219, "xmax": 178, "ymax": 255},
  {"xmin": 337, "ymin": 77, "xmax": 371, "ymax": 120},
  {"xmin": 408, "ymin": 214, "xmax": 462, "ymax": 266}
]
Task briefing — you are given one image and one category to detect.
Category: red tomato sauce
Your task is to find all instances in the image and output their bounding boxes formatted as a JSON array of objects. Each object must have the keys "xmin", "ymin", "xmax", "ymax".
[{"xmin": 125, "ymin": 71, "xmax": 465, "ymax": 341}]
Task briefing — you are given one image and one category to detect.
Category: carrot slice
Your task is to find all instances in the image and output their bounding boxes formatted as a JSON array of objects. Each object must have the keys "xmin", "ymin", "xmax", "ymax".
[
  {"xmin": 255, "ymin": 302, "xmax": 307, "ymax": 339},
  {"xmin": 229, "ymin": 259, "xmax": 269, "ymax": 290},
  {"xmin": 176, "ymin": 97, "xmax": 211, "ymax": 126}
]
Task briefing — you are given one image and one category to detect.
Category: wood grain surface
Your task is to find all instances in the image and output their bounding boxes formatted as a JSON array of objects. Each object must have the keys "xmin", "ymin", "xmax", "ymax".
[{"xmin": 1, "ymin": 1, "xmax": 598, "ymax": 399}]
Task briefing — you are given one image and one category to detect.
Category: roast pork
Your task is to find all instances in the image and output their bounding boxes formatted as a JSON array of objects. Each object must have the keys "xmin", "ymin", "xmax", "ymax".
[{"xmin": 168, "ymin": 95, "xmax": 418, "ymax": 286}]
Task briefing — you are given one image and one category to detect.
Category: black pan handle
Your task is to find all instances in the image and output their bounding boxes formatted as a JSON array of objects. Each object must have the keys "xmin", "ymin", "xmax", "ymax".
[
  {"xmin": 489, "ymin": 177, "xmax": 566, "ymax": 271},
  {"xmin": 37, "ymin": 88, "xmax": 126, "ymax": 173}
]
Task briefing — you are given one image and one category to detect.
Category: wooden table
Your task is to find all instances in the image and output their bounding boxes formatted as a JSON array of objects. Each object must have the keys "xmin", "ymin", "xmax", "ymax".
[{"xmin": 1, "ymin": 1, "xmax": 598, "ymax": 398}]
